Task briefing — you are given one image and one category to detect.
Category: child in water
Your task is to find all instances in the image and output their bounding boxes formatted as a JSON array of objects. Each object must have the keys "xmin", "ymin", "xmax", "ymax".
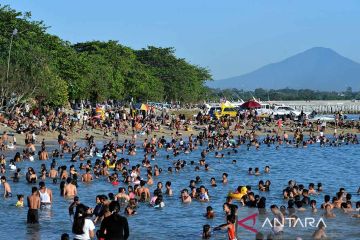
[
  {"xmin": 214, "ymin": 215, "xmax": 237, "ymax": 240},
  {"xmin": 205, "ymin": 206, "xmax": 215, "ymax": 219},
  {"xmin": 16, "ymin": 194, "xmax": 24, "ymax": 207},
  {"xmin": 202, "ymin": 224, "xmax": 211, "ymax": 239}
]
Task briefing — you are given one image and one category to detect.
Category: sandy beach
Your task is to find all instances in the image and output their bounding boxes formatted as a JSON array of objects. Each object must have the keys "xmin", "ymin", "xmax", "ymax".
[{"xmin": 1, "ymin": 116, "xmax": 358, "ymax": 148}]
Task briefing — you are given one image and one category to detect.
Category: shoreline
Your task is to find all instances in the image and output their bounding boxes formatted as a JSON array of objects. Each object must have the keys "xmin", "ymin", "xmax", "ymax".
[{"xmin": 1, "ymin": 121, "xmax": 359, "ymax": 149}]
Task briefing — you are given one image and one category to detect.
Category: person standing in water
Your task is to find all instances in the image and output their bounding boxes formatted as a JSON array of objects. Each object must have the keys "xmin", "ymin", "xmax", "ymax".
[
  {"xmin": 270, "ymin": 205, "xmax": 285, "ymax": 235},
  {"xmin": 49, "ymin": 164, "xmax": 58, "ymax": 183},
  {"xmin": 39, "ymin": 182, "xmax": 53, "ymax": 209},
  {"xmin": 82, "ymin": 168, "xmax": 93, "ymax": 183},
  {"xmin": 1, "ymin": 176, "xmax": 12, "ymax": 198},
  {"xmin": 39, "ymin": 147, "xmax": 49, "ymax": 160},
  {"xmin": 99, "ymin": 201, "xmax": 129, "ymax": 240},
  {"xmin": 214, "ymin": 214, "xmax": 237, "ymax": 240},
  {"xmin": 64, "ymin": 178, "xmax": 77, "ymax": 198},
  {"xmin": 27, "ymin": 187, "xmax": 40, "ymax": 224},
  {"xmin": 69, "ymin": 196, "xmax": 80, "ymax": 222},
  {"xmin": 72, "ymin": 204, "xmax": 95, "ymax": 240},
  {"xmin": 312, "ymin": 222, "xmax": 327, "ymax": 239}
]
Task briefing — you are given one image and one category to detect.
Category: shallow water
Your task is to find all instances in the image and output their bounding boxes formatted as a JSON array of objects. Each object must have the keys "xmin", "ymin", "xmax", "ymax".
[
  {"xmin": 0, "ymin": 139, "xmax": 359, "ymax": 240},
  {"xmin": 315, "ymin": 114, "xmax": 360, "ymax": 121}
]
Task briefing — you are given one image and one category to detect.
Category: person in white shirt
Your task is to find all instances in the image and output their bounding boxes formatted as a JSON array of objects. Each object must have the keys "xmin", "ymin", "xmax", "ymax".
[
  {"xmin": 72, "ymin": 204, "xmax": 95, "ymax": 240},
  {"xmin": 32, "ymin": 132, "xmax": 37, "ymax": 143}
]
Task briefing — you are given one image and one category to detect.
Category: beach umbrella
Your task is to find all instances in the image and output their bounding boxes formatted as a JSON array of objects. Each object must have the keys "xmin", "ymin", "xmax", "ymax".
[{"xmin": 241, "ymin": 100, "xmax": 261, "ymax": 109}]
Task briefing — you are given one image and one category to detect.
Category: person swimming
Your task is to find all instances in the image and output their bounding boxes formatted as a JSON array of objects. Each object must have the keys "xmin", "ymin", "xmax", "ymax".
[
  {"xmin": 210, "ymin": 178, "xmax": 217, "ymax": 187},
  {"xmin": 181, "ymin": 189, "xmax": 192, "ymax": 203},
  {"xmin": 205, "ymin": 206, "xmax": 214, "ymax": 219},
  {"xmin": 222, "ymin": 173, "xmax": 228, "ymax": 184}
]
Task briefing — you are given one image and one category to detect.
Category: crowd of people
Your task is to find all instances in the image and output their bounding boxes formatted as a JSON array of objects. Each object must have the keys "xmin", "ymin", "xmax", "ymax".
[{"xmin": 0, "ymin": 103, "xmax": 359, "ymax": 239}]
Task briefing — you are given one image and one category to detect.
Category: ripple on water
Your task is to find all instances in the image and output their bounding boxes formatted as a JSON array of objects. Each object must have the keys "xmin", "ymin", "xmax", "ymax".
[{"xmin": 0, "ymin": 140, "xmax": 359, "ymax": 239}]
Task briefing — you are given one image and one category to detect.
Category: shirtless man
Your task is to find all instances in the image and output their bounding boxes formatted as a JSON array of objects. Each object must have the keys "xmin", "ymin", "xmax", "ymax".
[
  {"xmin": 312, "ymin": 222, "xmax": 327, "ymax": 239},
  {"xmin": 39, "ymin": 147, "xmax": 49, "ymax": 160},
  {"xmin": 181, "ymin": 189, "xmax": 192, "ymax": 203},
  {"xmin": 49, "ymin": 165, "xmax": 58, "ymax": 179},
  {"xmin": 1, "ymin": 131, "xmax": 8, "ymax": 144},
  {"xmin": 1, "ymin": 176, "xmax": 12, "ymax": 198},
  {"xmin": 25, "ymin": 132, "xmax": 33, "ymax": 144},
  {"xmin": 64, "ymin": 178, "xmax": 77, "ymax": 198},
  {"xmin": 136, "ymin": 180, "xmax": 150, "ymax": 200},
  {"xmin": 165, "ymin": 181, "xmax": 173, "ymax": 196},
  {"xmin": 332, "ymin": 192, "xmax": 343, "ymax": 208},
  {"xmin": 323, "ymin": 204, "xmax": 336, "ymax": 218},
  {"xmin": 60, "ymin": 166, "xmax": 68, "ymax": 180},
  {"xmin": 115, "ymin": 187, "xmax": 130, "ymax": 202},
  {"xmin": 82, "ymin": 169, "xmax": 93, "ymax": 182},
  {"xmin": 27, "ymin": 142, "xmax": 36, "ymax": 153},
  {"xmin": 39, "ymin": 182, "xmax": 53, "ymax": 209},
  {"xmin": 320, "ymin": 195, "xmax": 333, "ymax": 209},
  {"xmin": 270, "ymin": 205, "xmax": 285, "ymax": 234},
  {"xmin": 27, "ymin": 187, "xmax": 41, "ymax": 224}
]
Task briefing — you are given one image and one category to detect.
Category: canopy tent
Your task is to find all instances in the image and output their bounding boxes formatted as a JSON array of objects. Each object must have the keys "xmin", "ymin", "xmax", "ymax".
[
  {"xmin": 220, "ymin": 101, "xmax": 235, "ymax": 108},
  {"xmin": 241, "ymin": 100, "xmax": 261, "ymax": 109}
]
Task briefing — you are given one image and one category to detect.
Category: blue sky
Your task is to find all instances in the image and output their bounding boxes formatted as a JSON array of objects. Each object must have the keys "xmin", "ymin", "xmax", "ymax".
[{"xmin": 2, "ymin": 0, "xmax": 360, "ymax": 80}]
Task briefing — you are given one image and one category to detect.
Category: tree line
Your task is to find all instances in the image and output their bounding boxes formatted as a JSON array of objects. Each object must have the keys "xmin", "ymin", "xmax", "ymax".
[
  {"xmin": 2, "ymin": 5, "xmax": 358, "ymax": 109},
  {"xmin": 0, "ymin": 5, "xmax": 211, "ymax": 108}
]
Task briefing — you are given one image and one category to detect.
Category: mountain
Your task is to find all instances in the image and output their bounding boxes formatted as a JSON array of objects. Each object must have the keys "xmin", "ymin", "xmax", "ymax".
[{"xmin": 209, "ymin": 47, "xmax": 360, "ymax": 91}]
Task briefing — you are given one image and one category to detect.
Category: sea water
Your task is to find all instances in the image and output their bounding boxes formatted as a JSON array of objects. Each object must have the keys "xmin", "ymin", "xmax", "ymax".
[{"xmin": 0, "ymin": 138, "xmax": 359, "ymax": 240}]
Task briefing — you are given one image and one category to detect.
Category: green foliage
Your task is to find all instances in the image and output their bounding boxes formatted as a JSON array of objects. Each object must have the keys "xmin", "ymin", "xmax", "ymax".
[
  {"xmin": 0, "ymin": 5, "xmax": 212, "ymax": 107},
  {"xmin": 41, "ymin": 69, "xmax": 69, "ymax": 106},
  {"xmin": 136, "ymin": 46, "xmax": 212, "ymax": 102},
  {"xmin": 5, "ymin": 4, "xmax": 355, "ymax": 105}
]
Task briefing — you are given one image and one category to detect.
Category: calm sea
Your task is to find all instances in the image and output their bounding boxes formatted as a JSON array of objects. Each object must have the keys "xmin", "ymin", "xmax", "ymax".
[{"xmin": 0, "ymin": 137, "xmax": 359, "ymax": 240}]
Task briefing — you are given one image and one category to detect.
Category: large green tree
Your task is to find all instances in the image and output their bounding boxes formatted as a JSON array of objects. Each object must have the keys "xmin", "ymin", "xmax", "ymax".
[
  {"xmin": 0, "ymin": 5, "xmax": 212, "ymax": 108},
  {"xmin": 136, "ymin": 46, "xmax": 212, "ymax": 102}
]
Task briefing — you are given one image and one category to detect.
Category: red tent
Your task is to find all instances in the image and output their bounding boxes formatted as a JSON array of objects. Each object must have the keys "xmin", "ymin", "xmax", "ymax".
[{"xmin": 241, "ymin": 100, "xmax": 261, "ymax": 109}]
